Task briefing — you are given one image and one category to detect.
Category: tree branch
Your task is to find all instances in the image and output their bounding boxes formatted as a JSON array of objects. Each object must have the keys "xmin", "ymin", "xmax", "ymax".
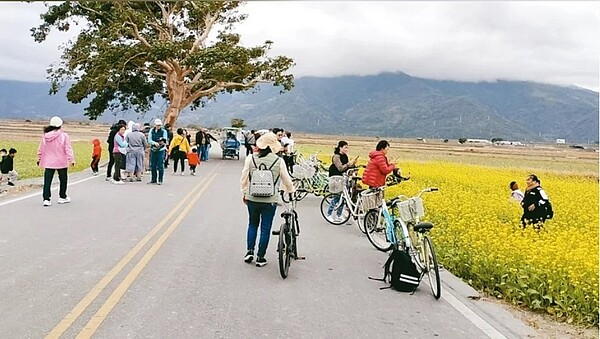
[
  {"xmin": 124, "ymin": 18, "xmax": 152, "ymax": 48},
  {"xmin": 191, "ymin": 10, "xmax": 220, "ymax": 52}
]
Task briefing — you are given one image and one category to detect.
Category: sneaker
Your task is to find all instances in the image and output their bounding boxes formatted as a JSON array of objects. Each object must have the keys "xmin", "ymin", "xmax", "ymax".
[
  {"xmin": 147, "ymin": 181, "xmax": 157, "ymax": 185},
  {"xmin": 191, "ymin": 172, "xmax": 196, "ymax": 176},
  {"xmin": 105, "ymin": 177, "xmax": 111, "ymax": 181},
  {"xmin": 112, "ymin": 179, "xmax": 124, "ymax": 185},
  {"xmin": 180, "ymin": 172, "xmax": 184, "ymax": 176},
  {"xmin": 7, "ymin": 182, "xmax": 15, "ymax": 187},
  {"xmin": 256, "ymin": 257, "xmax": 267, "ymax": 267},
  {"xmin": 333, "ymin": 215, "xmax": 343, "ymax": 223},
  {"xmin": 135, "ymin": 177, "xmax": 142, "ymax": 182},
  {"xmin": 57, "ymin": 197, "xmax": 71, "ymax": 204},
  {"xmin": 157, "ymin": 181, "xmax": 163, "ymax": 185},
  {"xmin": 244, "ymin": 250, "xmax": 254, "ymax": 263},
  {"xmin": 92, "ymin": 172, "xmax": 99, "ymax": 176},
  {"xmin": 43, "ymin": 200, "xmax": 52, "ymax": 207}
]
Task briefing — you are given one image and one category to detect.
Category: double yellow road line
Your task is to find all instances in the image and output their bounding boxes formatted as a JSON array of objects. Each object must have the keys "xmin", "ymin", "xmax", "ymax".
[{"xmin": 46, "ymin": 171, "xmax": 218, "ymax": 339}]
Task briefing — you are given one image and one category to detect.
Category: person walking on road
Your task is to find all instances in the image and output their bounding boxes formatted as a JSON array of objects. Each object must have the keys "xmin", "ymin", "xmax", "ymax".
[
  {"xmin": 37, "ymin": 116, "xmax": 75, "ymax": 207},
  {"xmin": 168, "ymin": 128, "xmax": 191, "ymax": 175},
  {"xmin": 240, "ymin": 132, "xmax": 294, "ymax": 267},
  {"xmin": 148, "ymin": 119, "xmax": 168, "ymax": 185}
]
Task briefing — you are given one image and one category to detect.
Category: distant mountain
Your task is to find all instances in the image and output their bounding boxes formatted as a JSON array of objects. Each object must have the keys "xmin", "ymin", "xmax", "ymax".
[{"xmin": 0, "ymin": 72, "xmax": 597, "ymax": 142}]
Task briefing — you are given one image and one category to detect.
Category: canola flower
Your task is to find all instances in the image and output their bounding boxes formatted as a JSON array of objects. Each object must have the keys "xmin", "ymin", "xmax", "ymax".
[{"xmin": 381, "ymin": 161, "xmax": 599, "ymax": 326}]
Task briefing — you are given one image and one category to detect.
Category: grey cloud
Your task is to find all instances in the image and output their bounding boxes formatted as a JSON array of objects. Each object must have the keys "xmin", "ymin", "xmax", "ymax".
[{"xmin": 0, "ymin": 1, "xmax": 597, "ymax": 91}]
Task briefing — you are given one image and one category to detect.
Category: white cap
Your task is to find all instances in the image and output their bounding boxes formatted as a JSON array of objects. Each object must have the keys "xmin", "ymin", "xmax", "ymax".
[
  {"xmin": 50, "ymin": 116, "xmax": 63, "ymax": 127},
  {"xmin": 154, "ymin": 119, "xmax": 162, "ymax": 126}
]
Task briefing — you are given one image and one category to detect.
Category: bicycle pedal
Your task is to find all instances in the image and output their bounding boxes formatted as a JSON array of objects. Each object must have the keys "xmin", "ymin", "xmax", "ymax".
[
  {"xmin": 272, "ymin": 230, "xmax": 280, "ymax": 235},
  {"xmin": 296, "ymin": 256, "xmax": 306, "ymax": 260}
]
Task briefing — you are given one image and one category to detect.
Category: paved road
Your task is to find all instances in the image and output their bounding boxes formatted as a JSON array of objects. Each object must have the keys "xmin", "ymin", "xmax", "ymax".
[{"xmin": 0, "ymin": 150, "xmax": 537, "ymax": 338}]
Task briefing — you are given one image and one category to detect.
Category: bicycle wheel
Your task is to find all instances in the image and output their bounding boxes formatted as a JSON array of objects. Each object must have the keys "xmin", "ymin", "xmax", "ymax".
[
  {"xmin": 423, "ymin": 235, "xmax": 441, "ymax": 299},
  {"xmin": 354, "ymin": 199, "xmax": 367, "ymax": 234},
  {"xmin": 364, "ymin": 209, "xmax": 392, "ymax": 252},
  {"xmin": 295, "ymin": 179, "xmax": 309, "ymax": 201},
  {"xmin": 320, "ymin": 193, "xmax": 351, "ymax": 225},
  {"xmin": 278, "ymin": 223, "xmax": 291, "ymax": 279}
]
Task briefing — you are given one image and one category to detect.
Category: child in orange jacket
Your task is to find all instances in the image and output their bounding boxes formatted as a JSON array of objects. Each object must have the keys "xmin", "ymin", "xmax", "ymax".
[
  {"xmin": 188, "ymin": 146, "xmax": 200, "ymax": 176},
  {"xmin": 91, "ymin": 138, "xmax": 102, "ymax": 175}
]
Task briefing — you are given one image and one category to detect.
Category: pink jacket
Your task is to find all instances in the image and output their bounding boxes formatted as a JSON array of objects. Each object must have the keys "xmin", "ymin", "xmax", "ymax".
[{"xmin": 37, "ymin": 130, "xmax": 75, "ymax": 169}]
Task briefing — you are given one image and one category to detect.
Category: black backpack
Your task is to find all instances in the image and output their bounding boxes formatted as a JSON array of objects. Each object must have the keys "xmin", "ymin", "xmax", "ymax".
[
  {"xmin": 369, "ymin": 249, "xmax": 422, "ymax": 293},
  {"xmin": 544, "ymin": 200, "xmax": 554, "ymax": 220}
]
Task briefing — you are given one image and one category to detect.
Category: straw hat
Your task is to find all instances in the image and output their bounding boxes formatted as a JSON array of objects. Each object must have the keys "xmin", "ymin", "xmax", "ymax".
[{"xmin": 256, "ymin": 132, "xmax": 282, "ymax": 154}]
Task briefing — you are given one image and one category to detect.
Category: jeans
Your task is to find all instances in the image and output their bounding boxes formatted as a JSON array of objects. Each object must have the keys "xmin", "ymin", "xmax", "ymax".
[
  {"xmin": 201, "ymin": 144, "xmax": 210, "ymax": 161},
  {"xmin": 150, "ymin": 150, "xmax": 166, "ymax": 183},
  {"xmin": 327, "ymin": 193, "xmax": 345, "ymax": 217},
  {"xmin": 246, "ymin": 200, "xmax": 277, "ymax": 258},
  {"xmin": 43, "ymin": 168, "xmax": 68, "ymax": 200}
]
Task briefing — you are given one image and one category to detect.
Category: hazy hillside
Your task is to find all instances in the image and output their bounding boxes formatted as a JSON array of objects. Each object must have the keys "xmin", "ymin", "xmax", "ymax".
[{"xmin": 0, "ymin": 72, "xmax": 597, "ymax": 142}]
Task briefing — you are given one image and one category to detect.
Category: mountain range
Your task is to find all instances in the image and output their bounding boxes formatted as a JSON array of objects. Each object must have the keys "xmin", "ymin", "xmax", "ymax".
[{"xmin": 0, "ymin": 72, "xmax": 597, "ymax": 142}]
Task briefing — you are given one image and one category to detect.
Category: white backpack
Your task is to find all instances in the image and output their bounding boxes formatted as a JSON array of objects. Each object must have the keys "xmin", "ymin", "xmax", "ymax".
[{"xmin": 249, "ymin": 155, "xmax": 280, "ymax": 197}]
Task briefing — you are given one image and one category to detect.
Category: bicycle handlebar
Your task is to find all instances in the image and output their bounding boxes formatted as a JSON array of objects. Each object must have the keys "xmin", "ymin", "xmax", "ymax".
[{"xmin": 395, "ymin": 187, "xmax": 439, "ymax": 200}]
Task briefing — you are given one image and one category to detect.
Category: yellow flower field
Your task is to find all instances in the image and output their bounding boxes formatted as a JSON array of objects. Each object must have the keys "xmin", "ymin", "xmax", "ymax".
[
  {"xmin": 310, "ymin": 143, "xmax": 598, "ymax": 326},
  {"xmin": 383, "ymin": 162, "xmax": 598, "ymax": 326}
]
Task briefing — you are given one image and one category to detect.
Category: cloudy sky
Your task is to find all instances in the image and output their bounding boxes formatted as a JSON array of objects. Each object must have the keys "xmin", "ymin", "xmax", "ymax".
[{"xmin": 0, "ymin": 1, "xmax": 598, "ymax": 91}]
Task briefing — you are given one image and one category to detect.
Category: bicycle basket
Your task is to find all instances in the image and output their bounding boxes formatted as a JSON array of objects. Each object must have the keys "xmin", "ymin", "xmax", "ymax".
[
  {"xmin": 398, "ymin": 197, "xmax": 425, "ymax": 223},
  {"xmin": 360, "ymin": 190, "xmax": 384, "ymax": 210},
  {"xmin": 328, "ymin": 175, "xmax": 345, "ymax": 194}
]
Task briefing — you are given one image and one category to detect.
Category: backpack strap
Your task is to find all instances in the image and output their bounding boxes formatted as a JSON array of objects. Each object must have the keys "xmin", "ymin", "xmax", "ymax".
[
  {"xmin": 368, "ymin": 251, "xmax": 395, "ymax": 283},
  {"xmin": 269, "ymin": 157, "xmax": 281, "ymax": 184}
]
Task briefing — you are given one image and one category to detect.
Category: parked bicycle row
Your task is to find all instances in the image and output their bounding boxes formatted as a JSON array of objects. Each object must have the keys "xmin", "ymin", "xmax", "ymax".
[{"xmin": 239, "ymin": 131, "xmax": 441, "ymax": 299}]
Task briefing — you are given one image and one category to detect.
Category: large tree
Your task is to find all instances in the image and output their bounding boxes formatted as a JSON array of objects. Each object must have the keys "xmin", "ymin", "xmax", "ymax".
[{"xmin": 32, "ymin": 1, "xmax": 294, "ymax": 127}]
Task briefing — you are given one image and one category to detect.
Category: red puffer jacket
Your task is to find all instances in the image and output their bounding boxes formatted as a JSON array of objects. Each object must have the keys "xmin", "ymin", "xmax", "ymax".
[{"xmin": 361, "ymin": 150, "xmax": 396, "ymax": 187}]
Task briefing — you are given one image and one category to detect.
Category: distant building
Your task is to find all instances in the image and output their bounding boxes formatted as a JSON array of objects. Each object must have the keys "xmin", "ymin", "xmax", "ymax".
[
  {"xmin": 556, "ymin": 138, "xmax": 566, "ymax": 144},
  {"xmin": 495, "ymin": 140, "xmax": 523, "ymax": 146},
  {"xmin": 466, "ymin": 138, "xmax": 492, "ymax": 145}
]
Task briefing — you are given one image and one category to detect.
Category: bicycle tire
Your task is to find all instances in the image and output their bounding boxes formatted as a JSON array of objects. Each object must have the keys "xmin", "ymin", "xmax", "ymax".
[
  {"xmin": 355, "ymin": 199, "xmax": 367, "ymax": 234},
  {"xmin": 295, "ymin": 179, "xmax": 309, "ymax": 201},
  {"xmin": 320, "ymin": 193, "xmax": 351, "ymax": 225},
  {"xmin": 423, "ymin": 235, "xmax": 441, "ymax": 299},
  {"xmin": 364, "ymin": 209, "xmax": 393, "ymax": 252},
  {"xmin": 278, "ymin": 223, "xmax": 291, "ymax": 279}
]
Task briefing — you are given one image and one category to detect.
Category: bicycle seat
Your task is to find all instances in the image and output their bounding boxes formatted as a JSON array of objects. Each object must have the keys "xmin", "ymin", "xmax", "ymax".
[
  {"xmin": 414, "ymin": 222, "xmax": 433, "ymax": 233},
  {"xmin": 351, "ymin": 176, "xmax": 362, "ymax": 180}
]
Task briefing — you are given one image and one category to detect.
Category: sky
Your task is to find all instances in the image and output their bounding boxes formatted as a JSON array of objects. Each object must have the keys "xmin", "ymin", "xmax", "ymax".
[{"xmin": 0, "ymin": 1, "xmax": 598, "ymax": 91}]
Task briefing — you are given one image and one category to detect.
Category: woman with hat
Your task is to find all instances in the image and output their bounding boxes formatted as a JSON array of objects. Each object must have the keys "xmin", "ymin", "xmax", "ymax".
[
  {"xmin": 37, "ymin": 116, "xmax": 75, "ymax": 207},
  {"xmin": 240, "ymin": 132, "xmax": 294, "ymax": 267}
]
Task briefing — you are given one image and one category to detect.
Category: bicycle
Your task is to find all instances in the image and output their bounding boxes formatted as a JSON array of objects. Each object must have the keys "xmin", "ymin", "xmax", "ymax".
[
  {"xmin": 364, "ymin": 185, "xmax": 441, "ymax": 299},
  {"xmin": 272, "ymin": 189, "xmax": 306, "ymax": 279},
  {"xmin": 319, "ymin": 167, "xmax": 370, "ymax": 232}
]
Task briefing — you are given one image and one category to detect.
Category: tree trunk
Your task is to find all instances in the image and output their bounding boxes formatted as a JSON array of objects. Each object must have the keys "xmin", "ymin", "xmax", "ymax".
[{"xmin": 164, "ymin": 71, "xmax": 186, "ymax": 128}]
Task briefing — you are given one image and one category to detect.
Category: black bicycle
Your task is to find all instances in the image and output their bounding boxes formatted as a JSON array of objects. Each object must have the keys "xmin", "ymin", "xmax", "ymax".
[{"xmin": 272, "ymin": 189, "xmax": 306, "ymax": 279}]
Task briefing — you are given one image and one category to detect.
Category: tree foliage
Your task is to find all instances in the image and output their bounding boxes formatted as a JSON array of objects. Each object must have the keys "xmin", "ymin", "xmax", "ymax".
[
  {"xmin": 458, "ymin": 137, "xmax": 467, "ymax": 144},
  {"xmin": 230, "ymin": 118, "xmax": 245, "ymax": 128},
  {"xmin": 32, "ymin": 1, "xmax": 295, "ymax": 127}
]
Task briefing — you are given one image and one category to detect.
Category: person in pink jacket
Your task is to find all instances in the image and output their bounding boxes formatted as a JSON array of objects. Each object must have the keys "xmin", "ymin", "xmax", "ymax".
[{"xmin": 37, "ymin": 116, "xmax": 76, "ymax": 207}]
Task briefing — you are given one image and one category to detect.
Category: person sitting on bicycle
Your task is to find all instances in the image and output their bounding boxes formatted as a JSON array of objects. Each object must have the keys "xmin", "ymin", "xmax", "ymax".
[
  {"xmin": 362, "ymin": 140, "xmax": 400, "ymax": 188},
  {"xmin": 326, "ymin": 141, "xmax": 357, "ymax": 222}
]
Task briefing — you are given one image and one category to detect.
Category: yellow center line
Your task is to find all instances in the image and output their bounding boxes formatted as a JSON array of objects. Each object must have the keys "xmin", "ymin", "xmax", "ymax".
[
  {"xmin": 76, "ymin": 172, "xmax": 218, "ymax": 338},
  {"xmin": 46, "ymin": 167, "xmax": 219, "ymax": 339}
]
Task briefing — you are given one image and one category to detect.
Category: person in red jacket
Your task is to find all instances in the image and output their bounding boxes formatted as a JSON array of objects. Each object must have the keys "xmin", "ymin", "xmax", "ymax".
[{"xmin": 361, "ymin": 140, "xmax": 397, "ymax": 188}]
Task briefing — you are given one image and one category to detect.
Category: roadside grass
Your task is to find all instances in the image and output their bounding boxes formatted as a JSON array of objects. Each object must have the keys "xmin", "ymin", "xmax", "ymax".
[{"xmin": 2, "ymin": 140, "xmax": 107, "ymax": 179}]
